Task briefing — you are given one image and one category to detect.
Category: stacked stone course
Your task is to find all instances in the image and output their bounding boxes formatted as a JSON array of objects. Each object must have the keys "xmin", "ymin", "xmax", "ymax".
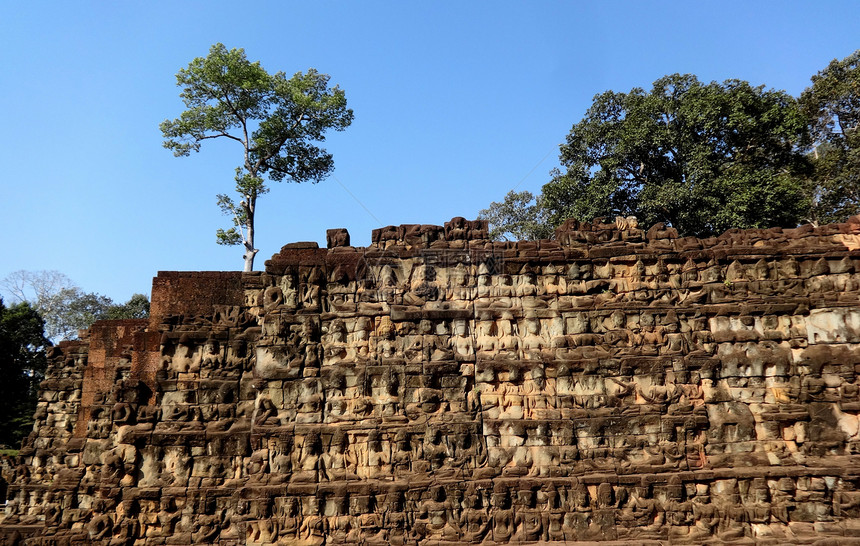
[{"xmin": 4, "ymin": 216, "xmax": 860, "ymax": 545}]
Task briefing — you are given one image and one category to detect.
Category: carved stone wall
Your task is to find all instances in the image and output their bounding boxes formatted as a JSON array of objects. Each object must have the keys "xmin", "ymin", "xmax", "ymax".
[{"xmin": 4, "ymin": 216, "xmax": 860, "ymax": 545}]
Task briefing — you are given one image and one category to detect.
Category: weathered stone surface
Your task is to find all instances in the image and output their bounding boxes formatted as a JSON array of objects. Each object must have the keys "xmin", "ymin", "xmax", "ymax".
[{"xmin": 5, "ymin": 215, "xmax": 860, "ymax": 544}]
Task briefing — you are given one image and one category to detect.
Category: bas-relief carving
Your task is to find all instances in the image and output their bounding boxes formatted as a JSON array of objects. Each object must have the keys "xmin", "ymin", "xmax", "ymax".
[{"xmin": 5, "ymin": 215, "xmax": 860, "ymax": 545}]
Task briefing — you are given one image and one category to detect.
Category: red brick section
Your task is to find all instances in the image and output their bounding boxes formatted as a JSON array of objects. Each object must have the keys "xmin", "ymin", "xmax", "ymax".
[
  {"xmin": 149, "ymin": 271, "xmax": 244, "ymax": 326},
  {"xmin": 73, "ymin": 273, "xmax": 244, "ymax": 438},
  {"xmin": 73, "ymin": 320, "xmax": 148, "ymax": 438}
]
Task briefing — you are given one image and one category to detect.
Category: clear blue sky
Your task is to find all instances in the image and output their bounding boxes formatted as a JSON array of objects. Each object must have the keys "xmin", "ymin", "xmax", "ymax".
[{"xmin": 2, "ymin": 1, "xmax": 858, "ymax": 302}]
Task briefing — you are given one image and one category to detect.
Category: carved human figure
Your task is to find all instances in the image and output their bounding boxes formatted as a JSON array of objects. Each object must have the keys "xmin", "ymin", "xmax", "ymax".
[
  {"xmin": 476, "ymin": 265, "xmax": 493, "ymax": 303},
  {"xmin": 460, "ymin": 486, "xmax": 490, "ymax": 543},
  {"xmin": 417, "ymin": 485, "xmax": 460, "ymax": 541},
  {"xmin": 517, "ymin": 265, "xmax": 548, "ymax": 308},
  {"xmin": 565, "ymin": 262, "xmax": 587, "ymax": 295},
  {"xmin": 326, "ymin": 266, "xmax": 355, "ymax": 311},
  {"xmin": 425, "ymin": 321, "xmax": 454, "ymax": 361},
  {"xmin": 745, "ymin": 479, "xmax": 773, "ymax": 537},
  {"xmin": 349, "ymin": 317, "xmax": 373, "ymax": 361},
  {"xmin": 661, "ymin": 321, "xmax": 685, "ymax": 355},
  {"xmin": 513, "ymin": 489, "xmax": 544, "ymax": 542},
  {"xmin": 451, "ymin": 428, "xmax": 485, "ymax": 469},
  {"xmin": 448, "ymin": 263, "xmax": 473, "ymax": 302},
  {"xmin": 357, "ymin": 495, "xmax": 385, "ymax": 545},
  {"xmin": 363, "ymin": 430, "xmax": 391, "ymax": 479},
  {"xmin": 270, "ymin": 439, "xmax": 293, "ymax": 480},
  {"xmin": 490, "ymin": 274, "xmax": 515, "ymax": 307},
  {"xmin": 155, "ymin": 496, "xmax": 181, "ymax": 538},
  {"xmin": 490, "ymin": 486, "xmax": 515, "ymax": 543},
  {"xmin": 171, "ymin": 335, "xmax": 196, "ymax": 373},
  {"xmin": 296, "ymin": 378, "xmax": 323, "ymax": 424},
  {"xmin": 253, "ymin": 394, "xmax": 280, "ymax": 426},
  {"xmin": 298, "ymin": 495, "xmax": 327, "ymax": 546},
  {"xmin": 525, "ymin": 367, "xmax": 555, "ymax": 418},
  {"xmin": 475, "ymin": 320, "xmax": 497, "ymax": 360},
  {"xmin": 376, "ymin": 372, "xmax": 404, "ymax": 421},
  {"xmin": 503, "ymin": 421, "xmax": 532, "ymax": 475},
  {"xmin": 542, "ymin": 264, "xmax": 566, "ymax": 296},
  {"xmin": 516, "ymin": 265, "xmax": 539, "ymax": 297},
  {"xmin": 291, "ymin": 432, "xmax": 321, "ymax": 483},
  {"xmin": 324, "ymin": 319, "xmax": 349, "ymax": 365},
  {"xmin": 324, "ymin": 385, "xmax": 350, "ymax": 425},
  {"xmin": 374, "ymin": 490, "xmax": 404, "ymax": 545},
  {"xmin": 201, "ymin": 335, "xmax": 221, "ymax": 368},
  {"xmin": 323, "ymin": 431, "xmax": 358, "ymax": 481},
  {"xmin": 404, "ymin": 264, "xmax": 440, "ymax": 305},
  {"xmin": 391, "ymin": 431, "xmax": 412, "ymax": 475},
  {"xmin": 521, "ymin": 318, "xmax": 547, "ymax": 360},
  {"xmin": 628, "ymin": 484, "xmax": 664, "ymax": 537},
  {"xmin": 279, "ymin": 272, "xmax": 299, "ymax": 310},
  {"xmin": 88, "ymin": 513, "xmax": 113, "ymax": 541},
  {"xmin": 423, "ymin": 428, "xmax": 449, "ymax": 473},
  {"xmin": 327, "ymin": 493, "xmax": 354, "ymax": 544},
  {"xmin": 566, "ymin": 312, "xmax": 601, "ymax": 351},
  {"xmin": 113, "ymin": 499, "xmax": 144, "ymax": 545},
  {"xmin": 635, "ymin": 312, "xmax": 663, "ymax": 354},
  {"xmin": 604, "ymin": 310, "xmax": 631, "ymax": 348},
  {"xmin": 453, "ymin": 319, "xmax": 475, "ymax": 360},
  {"xmin": 528, "ymin": 422, "xmax": 559, "ymax": 476},
  {"xmin": 497, "ymin": 316, "xmax": 520, "ymax": 359},
  {"xmin": 301, "ymin": 318, "xmax": 322, "ymax": 369},
  {"xmin": 499, "ymin": 367, "xmax": 524, "ymax": 419},
  {"xmin": 378, "ymin": 264, "xmax": 399, "ymax": 304},
  {"xmin": 278, "ymin": 497, "xmax": 301, "ymax": 542},
  {"xmin": 301, "ymin": 267, "xmax": 324, "ymax": 310}
]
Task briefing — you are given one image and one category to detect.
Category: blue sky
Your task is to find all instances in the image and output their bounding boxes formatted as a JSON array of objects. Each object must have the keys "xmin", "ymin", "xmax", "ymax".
[{"xmin": 1, "ymin": 1, "xmax": 858, "ymax": 302}]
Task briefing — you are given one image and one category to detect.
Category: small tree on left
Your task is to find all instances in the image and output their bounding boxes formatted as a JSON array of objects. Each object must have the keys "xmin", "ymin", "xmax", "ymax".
[
  {"xmin": 0, "ymin": 298, "xmax": 48, "ymax": 447},
  {"xmin": 160, "ymin": 43, "xmax": 354, "ymax": 271}
]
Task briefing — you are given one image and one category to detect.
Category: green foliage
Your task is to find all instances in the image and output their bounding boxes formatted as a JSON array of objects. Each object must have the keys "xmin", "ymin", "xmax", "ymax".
[
  {"xmin": 105, "ymin": 294, "xmax": 150, "ymax": 320},
  {"xmin": 1, "ymin": 270, "xmax": 149, "ymax": 341},
  {"xmin": 46, "ymin": 289, "xmax": 114, "ymax": 340},
  {"xmin": 160, "ymin": 43, "xmax": 354, "ymax": 270},
  {"xmin": 0, "ymin": 299, "xmax": 49, "ymax": 447},
  {"xmin": 41, "ymin": 290, "xmax": 150, "ymax": 338},
  {"xmin": 541, "ymin": 74, "xmax": 812, "ymax": 237},
  {"xmin": 478, "ymin": 190, "xmax": 554, "ymax": 241},
  {"xmin": 801, "ymin": 50, "xmax": 860, "ymax": 224}
]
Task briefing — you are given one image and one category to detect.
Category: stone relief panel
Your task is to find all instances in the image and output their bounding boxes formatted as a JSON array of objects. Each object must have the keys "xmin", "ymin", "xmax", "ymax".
[{"xmin": 4, "ymin": 216, "xmax": 860, "ymax": 545}]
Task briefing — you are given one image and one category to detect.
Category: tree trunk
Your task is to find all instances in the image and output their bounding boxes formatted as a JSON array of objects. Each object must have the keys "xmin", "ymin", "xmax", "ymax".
[
  {"xmin": 242, "ymin": 194, "xmax": 258, "ymax": 272},
  {"xmin": 243, "ymin": 246, "xmax": 257, "ymax": 272}
]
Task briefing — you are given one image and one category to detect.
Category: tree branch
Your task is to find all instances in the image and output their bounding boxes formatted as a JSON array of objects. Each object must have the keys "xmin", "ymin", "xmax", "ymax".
[
  {"xmin": 257, "ymin": 112, "xmax": 309, "ymax": 171},
  {"xmin": 198, "ymin": 132, "xmax": 244, "ymax": 144}
]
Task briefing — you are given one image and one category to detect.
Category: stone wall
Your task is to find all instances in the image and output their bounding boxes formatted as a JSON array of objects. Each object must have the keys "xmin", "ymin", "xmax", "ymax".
[{"xmin": 4, "ymin": 216, "xmax": 860, "ymax": 545}]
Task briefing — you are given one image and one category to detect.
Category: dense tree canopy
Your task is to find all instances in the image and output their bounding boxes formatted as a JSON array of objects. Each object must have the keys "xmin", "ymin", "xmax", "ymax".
[
  {"xmin": 482, "ymin": 53, "xmax": 860, "ymax": 241},
  {"xmin": 801, "ymin": 50, "xmax": 860, "ymax": 224},
  {"xmin": 541, "ymin": 74, "xmax": 811, "ymax": 237},
  {"xmin": 0, "ymin": 298, "xmax": 48, "ymax": 447},
  {"xmin": 160, "ymin": 43, "xmax": 354, "ymax": 271}
]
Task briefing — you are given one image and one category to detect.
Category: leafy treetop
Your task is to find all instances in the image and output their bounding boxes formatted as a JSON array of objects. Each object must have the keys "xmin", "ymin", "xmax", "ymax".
[
  {"xmin": 540, "ymin": 74, "xmax": 812, "ymax": 238},
  {"xmin": 478, "ymin": 190, "xmax": 553, "ymax": 241},
  {"xmin": 160, "ymin": 43, "xmax": 354, "ymax": 271}
]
